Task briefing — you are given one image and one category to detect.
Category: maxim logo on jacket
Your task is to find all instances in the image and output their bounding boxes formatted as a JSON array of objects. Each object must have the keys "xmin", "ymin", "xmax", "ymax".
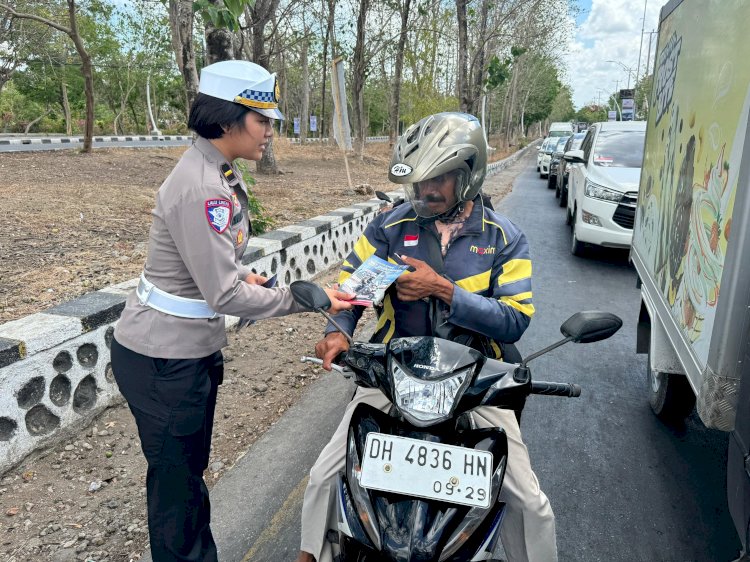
[{"xmin": 470, "ymin": 245, "xmax": 495, "ymax": 255}]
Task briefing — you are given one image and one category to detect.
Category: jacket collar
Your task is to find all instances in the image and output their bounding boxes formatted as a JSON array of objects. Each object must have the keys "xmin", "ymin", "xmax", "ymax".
[
  {"xmin": 416, "ymin": 195, "xmax": 485, "ymax": 235},
  {"xmin": 194, "ymin": 136, "xmax": 231, "ymax": 165}
]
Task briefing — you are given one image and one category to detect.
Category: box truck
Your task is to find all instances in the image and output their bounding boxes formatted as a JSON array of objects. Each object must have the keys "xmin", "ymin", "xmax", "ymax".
[{"xmin": 631, "ymin": 0, "xmax": 750, "ymax": 556}]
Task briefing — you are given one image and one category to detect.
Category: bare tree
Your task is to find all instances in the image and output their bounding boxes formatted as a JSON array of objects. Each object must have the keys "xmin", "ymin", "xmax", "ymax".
[
  {"xmin": 0, "ymin": 11, "xmax": 19, "ymax": 92},
  {"xmin": 246, "ymin": 0, "xmax": 282, "ymax": 173},
  {"xmin": 388, "ymin": 0, "xmax": 411, "ymax": 143},
  {"xmin": 0, "ymin": 0, "xmax": 95, "ymax": 152},
  {"xmin": 350, "ymin": 0, "xmax": 370, "ymax": 155},
  {"xmin": 455, "ymin": 0, "xmax": 469, "ymax": 112},
  {"xmin": 168, "ymin": 0, "xmax": 199, "ymax": 116}
]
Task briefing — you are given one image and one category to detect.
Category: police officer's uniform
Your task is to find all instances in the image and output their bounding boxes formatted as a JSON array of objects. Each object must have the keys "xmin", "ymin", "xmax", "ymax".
[{"xmin": 112, "ymin": 61, "xmax": 297, "ymax": 562}]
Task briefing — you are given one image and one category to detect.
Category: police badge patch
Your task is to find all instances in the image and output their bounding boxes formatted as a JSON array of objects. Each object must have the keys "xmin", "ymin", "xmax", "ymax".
[{"xmin": 205, "ymin": 198, "xmax": 232, "ymax": 233}]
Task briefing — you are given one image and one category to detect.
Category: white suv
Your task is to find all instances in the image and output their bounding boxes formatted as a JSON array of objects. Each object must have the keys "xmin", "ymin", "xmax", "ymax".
[
  {"xmin": 565, "ymin": 121, "xmax": 647, "ymax": 256},
  {"xmin": 538, "ymin": 137, "xmax": 557, "ymax": 178},
  {"xmin": 537, "ymin": 137, "xmax": 552, "ymax": 171}
]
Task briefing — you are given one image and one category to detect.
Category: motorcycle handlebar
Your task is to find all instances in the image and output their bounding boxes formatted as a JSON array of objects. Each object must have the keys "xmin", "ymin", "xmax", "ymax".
[
  {"xmin": 530, "ymin": 381, "xmax": 581, "ymax": 397},
  {"xmin": 300, "ymin": 356, "xmax": 353, "ymax": 378}
]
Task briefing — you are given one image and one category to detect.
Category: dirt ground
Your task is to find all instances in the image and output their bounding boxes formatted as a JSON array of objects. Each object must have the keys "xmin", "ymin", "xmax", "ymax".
[{"xmin": 0, "ymin": 140, "xmax": 524, "ymax": 562}]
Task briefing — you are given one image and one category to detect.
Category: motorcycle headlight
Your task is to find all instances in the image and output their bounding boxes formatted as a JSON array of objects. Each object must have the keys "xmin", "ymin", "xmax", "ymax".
[
  {"xmin": 584, "ymin": 180, "xmax": 622, "ymax": 203},
  {"xmin": 391, "ymin": 362, "xmax": 472, "ymax": 426}
]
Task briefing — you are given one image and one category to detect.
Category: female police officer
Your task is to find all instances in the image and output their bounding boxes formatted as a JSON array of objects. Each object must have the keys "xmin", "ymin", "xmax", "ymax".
[{"xmin": 111, "ymin": 60, "xmax": 353, "ymax": 562}]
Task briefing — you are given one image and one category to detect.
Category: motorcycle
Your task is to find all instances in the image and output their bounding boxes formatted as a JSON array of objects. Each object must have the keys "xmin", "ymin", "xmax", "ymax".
[{"xmin": 290, "ymin": 280, "xmax": 622, "ymax": 562}]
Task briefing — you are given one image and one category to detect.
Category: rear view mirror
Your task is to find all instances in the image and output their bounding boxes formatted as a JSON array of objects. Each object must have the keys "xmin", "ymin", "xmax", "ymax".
[
  {"xmin": 563, "ymin": 149, "xmax": 585, "ymax": 163},
  {"xmin": 290, "ymin": 281, "xmax": 331, "ymax": 311},
  {"xmin": 560, "ymin": 311, "xmax": 622, "ymax": 343}
]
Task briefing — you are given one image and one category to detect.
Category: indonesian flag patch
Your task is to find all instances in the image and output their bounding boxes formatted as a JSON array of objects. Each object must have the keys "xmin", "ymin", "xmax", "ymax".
[
  {"xmin": 205, "ymin": 198, "xmax": 232, "ymax": 233},
  {"xmin": 404, "ymin": 233, "xmax": 419, "ymax": 247}
]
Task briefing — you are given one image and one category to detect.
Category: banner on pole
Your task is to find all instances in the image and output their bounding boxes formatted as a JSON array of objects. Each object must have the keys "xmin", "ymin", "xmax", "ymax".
[
  {"xmin": 310, "ymin": 115, "xmax": 317, "ymax": 132},
  {"xmin": 608, "ymin": 110, "xmax": 617, "ymax": 121},
  {"xmin": 293, "ymin": 117, "xmax": 300, "ymax": 135},
  {"xmin": 331, "ymin": 58, "xmax": 353, "ymax": 150}
]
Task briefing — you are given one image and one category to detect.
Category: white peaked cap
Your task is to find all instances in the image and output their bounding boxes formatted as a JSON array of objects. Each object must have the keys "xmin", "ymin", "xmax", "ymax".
[{"xmin": 199, "ymin": 60, "xmax": 283, "ymax": 120}]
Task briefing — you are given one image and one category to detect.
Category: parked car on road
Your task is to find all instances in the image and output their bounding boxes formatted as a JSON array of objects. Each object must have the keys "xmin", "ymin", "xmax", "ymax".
[
  {"xmin": 555, "ymin": 132, "xmax": 587, "ymax": 205},
  {"xmin": 548, "ymin": 122, "xmax": 574, "ymax": 137},
  {"xmin": 565, "ymin": 121, "xmax": 647, "ymax": 256},
  {"xmin": 547, "ymin": 136, "xmax": 571, "ymax": 190},
  {"xmin": 537, "ymin": 137, "xmax": 552, "ymax": 172},
  {"xmin": 539, "ymin": 137, "xmax": 558, "ymax": 178}
]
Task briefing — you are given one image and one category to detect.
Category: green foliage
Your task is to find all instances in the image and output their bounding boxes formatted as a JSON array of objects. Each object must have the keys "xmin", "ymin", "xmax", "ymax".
[
  {"xmin": 235, "ymin": 160, "xmax": 276, "ymax": 235},
  {"xmin": 549, "ymin": 85, "xmax": 575, "ymax": 122},
  {"xmin": 575, "ymin": 105, "xmax": 608, "ymax": 124},
  {"xmin": 193, "ymin": 0, "xmax": 253, "ymax": 32},
  {"xmin": 522, "ymin": 57, "xmax": 561, "ymax": 127},
  {"xmin": 486, "ymin": 56, "xmax": 511, "ymax": 91}
]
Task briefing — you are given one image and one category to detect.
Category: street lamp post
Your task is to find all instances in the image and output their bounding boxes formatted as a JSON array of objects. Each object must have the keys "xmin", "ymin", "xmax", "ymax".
[{"xmin": 606, "ymin": 60, "xmax": 637, "ymax": 89}]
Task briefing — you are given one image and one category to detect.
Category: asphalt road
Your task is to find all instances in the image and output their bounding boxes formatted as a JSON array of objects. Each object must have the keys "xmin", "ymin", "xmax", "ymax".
[{"xmin": 147, "ymin": 152, "xmax": 740, "ymax": 561}]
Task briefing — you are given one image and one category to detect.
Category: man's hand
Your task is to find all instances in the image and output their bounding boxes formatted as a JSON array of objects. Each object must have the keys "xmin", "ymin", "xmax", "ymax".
[
  {"xmin": 315, "ymin": 331, "xmax": 350, "ymax": 371},
  {"xmin": 396, "ymin": 255, "xmax": 455, "ymax": 304},
  {"xmin": 324, "ymin": 288, "xmax": 355, "ymax": 314},
  {"xmin": 244, "ymin": 272, "xmax": 268, "ymax": 285}
]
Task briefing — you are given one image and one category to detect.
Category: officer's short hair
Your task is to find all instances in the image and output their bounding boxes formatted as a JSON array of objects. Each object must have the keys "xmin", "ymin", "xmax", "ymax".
[{"xmin": 188, "ymin": 93, "xmax": 250, "ymax": 139}]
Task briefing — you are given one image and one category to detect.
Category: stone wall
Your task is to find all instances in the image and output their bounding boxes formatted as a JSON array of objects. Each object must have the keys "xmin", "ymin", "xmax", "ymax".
[
  {"xmin": 0, "ymin": 141, "xmax": 538, "ymax": 475},
  {"xmin": 0, "ymin": 192, "xmax": 401, "ymax": 475}
]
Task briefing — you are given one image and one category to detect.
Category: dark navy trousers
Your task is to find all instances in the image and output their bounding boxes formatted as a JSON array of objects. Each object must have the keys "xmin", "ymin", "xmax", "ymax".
[{"xmin": 111, "ymin": 338, "xmax": 223, "ymax": 562}]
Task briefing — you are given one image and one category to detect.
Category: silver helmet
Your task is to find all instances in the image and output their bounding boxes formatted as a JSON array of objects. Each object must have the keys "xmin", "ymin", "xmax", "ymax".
[{"xmin": 389, "ymin": 112, "xmax": 487, "ymax": 218}]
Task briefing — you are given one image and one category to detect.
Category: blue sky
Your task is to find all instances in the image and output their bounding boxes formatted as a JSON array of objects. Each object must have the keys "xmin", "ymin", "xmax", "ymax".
[{"xmin": 567, "ymin": 0, "xmax": 665, "ymax": 109}]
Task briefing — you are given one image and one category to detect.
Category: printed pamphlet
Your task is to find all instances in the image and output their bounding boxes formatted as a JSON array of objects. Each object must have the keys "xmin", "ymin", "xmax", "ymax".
[{"xmin": 340, "ymin": 255, "xmax": 409, "ymax": 306}]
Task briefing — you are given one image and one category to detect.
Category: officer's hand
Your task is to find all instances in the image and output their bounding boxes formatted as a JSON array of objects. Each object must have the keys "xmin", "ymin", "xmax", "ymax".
[
  {"xmin": 315, "ymin": 332, "xmax": 350, "ymax": 371},
  {"xmin": 324, "ymin": 288, "xmax": 355, "ymax": 314},
  {"xmin": 244, "ymin": 272, "xmax": 268, "ymax": 285}
]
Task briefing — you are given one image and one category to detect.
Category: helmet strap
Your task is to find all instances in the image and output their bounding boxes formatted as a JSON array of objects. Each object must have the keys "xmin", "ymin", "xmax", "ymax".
[{"xmin": 434, "ymin": 202, "xmax": 465, "ymax": 223}]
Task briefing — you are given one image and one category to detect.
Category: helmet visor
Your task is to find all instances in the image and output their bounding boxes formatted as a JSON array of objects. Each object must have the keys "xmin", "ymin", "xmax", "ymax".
[{"xmin": 403, "ymin": 171, "xmax": 467, "ymax": 218}]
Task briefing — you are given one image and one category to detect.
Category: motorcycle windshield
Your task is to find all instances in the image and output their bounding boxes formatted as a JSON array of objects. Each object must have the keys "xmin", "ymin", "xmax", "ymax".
[{"xmin": 388, "ymin": 337, "xmax": 483, "ymax": 381}]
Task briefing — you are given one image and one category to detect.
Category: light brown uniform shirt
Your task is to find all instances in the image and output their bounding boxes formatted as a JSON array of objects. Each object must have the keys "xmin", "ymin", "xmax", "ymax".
[{"xmin": 115, "ymin": 136, "xmax": 303, "ymax": 359}]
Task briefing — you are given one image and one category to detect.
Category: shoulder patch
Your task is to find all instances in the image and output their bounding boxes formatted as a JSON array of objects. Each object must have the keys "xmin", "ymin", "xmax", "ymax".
[{"xmin": 205, "ymin": 198, "xmax": 232, "ymax": 233}]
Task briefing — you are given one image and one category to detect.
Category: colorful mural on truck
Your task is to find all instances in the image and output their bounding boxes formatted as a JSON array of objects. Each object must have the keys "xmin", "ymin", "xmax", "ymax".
[{"xmin": 633, "ymin": 0, "xmax": 750, "ymax": 366}]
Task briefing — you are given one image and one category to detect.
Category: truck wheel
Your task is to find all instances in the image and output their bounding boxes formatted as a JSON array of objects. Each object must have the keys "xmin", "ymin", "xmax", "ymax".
[
  {"xmin": 565, "ymin": 205, "xmax": 573, "ymax": 225},
  {"xmin": 648, "ymin": 350, "xmax": 696, "ymax": 422},
  {"xmin": 559, "ymin": 186, "xmax": 567, "ymax": 207}
]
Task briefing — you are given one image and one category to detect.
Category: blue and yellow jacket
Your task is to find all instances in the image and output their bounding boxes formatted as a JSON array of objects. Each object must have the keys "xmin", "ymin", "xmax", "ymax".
[{"xmin": 328, "ymin": 197, "xmax": 534, "ymax": 357}]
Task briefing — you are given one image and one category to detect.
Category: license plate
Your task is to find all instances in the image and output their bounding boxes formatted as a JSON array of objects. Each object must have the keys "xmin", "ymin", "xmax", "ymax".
[{"xmin": 359, "ymin": 433, "xmax": 493, "ymax": 508}]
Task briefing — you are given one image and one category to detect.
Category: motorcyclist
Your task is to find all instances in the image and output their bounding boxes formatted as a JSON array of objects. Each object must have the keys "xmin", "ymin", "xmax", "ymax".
[{"xmin": 295, "ymin": 112, "xmax": 557, "ymax": 562}]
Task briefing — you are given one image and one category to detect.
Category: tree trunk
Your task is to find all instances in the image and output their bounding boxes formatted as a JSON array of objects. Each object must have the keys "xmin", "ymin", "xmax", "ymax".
[
  {"xmin": 205, "ymin": 0, "xmax": 234, "ymax": 64},
  {"xmin": 351, "ymin": 0, "xmax": 370, "ymax": 156},
  {"xmin": 64, "ymin": 0, "xmax": 94, "ymax": 152},
  {"xmin": 455, "ymin": 0, "xmax": 469, "ymax": 112},
  {"xmin": 256, "ymin": 136, "xmax": 279, "ymax": 174},
  {"xmin": 468, "ymin": 0, "xmax": 490, "ymax": 115},
  {"xmin": 168, "ymin": 0, "xmax": 199, "ymax": 116},
  {"xmin": 389, "ymin": 0, "xmax": 411, "ymax": 144},
  {"xmin": 300, "ymin": 33, "xmax": 309, "ymax": 142},
  {"xmin": 319, "ymin": 0, "xmax": 334, "ymax": 139},
  {"xmin": 61, "ymin": 82, "xmax": 72, "ymax": 136},
  {"xmin": 249, "ymin": 0, "xmax": 281, "ymax": 173},
  {"xmin": 24, "ymin": 110, "xmax": 51, "ymax": 134}
]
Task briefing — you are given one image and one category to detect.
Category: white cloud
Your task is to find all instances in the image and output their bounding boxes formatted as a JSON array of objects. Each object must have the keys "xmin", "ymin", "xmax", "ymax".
[{"xmin": 567, "ymin": 0, "xmax": 665, "ymax": 109}]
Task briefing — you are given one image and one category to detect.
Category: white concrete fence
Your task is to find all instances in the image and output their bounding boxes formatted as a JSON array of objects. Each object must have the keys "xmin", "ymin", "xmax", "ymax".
[{"xmin": 0, "ymin": 141, "xmax": 537, "ymax": 475}]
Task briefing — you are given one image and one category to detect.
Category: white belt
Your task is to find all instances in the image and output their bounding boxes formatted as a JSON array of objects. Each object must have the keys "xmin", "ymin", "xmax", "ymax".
[{"xmin": 136, "ymin": 274, "xmax": 220, "ymax": 319}]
